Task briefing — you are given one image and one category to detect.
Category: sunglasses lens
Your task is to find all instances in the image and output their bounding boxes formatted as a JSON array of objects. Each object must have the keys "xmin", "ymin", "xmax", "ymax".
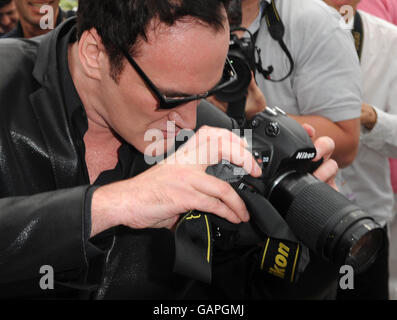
[
  {"xmin": 159, "ymin": 100, "xmax": 185, "ymax": 110},
  {"xmin": 157, "ymin": 59, "xmax": 236, "ymax": 110}
]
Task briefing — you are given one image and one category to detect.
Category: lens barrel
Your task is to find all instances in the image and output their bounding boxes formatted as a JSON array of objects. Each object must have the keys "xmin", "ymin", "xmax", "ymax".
[
  {"xmin": 215, "ymin": 52, "xmax": 252, "ymax": 102},
  {"xmin": 268, "ymin": 172, "xmax": 384, "ymax": 273}
]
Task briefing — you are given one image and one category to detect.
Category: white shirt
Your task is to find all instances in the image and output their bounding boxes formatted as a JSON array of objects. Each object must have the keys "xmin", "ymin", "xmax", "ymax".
[
  {"xmin": 251, "ymin": 0, "xmax": 362, "ymax": 122},
  {"xmin": 338, "ymin": 11, "xmax": 397, "ymax": 225}
]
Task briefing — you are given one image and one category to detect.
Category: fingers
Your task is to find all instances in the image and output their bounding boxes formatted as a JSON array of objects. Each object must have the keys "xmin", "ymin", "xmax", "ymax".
[
  {"xmin": 190, "ymin": 171, "xmax": 250, "ymax": 223},
  {"xmin": 313, "ymin": 158, "xmax": 339, "ymax": 190},
  {"xmin": 207, "ymin": 128, "xmax": 261, "ymax": 177},
  {"xmin": 312, "ymin": 136, "xmax": 338, "ymax": 190},
  {"xmin": 176, "ymin": 126, "xmax": 262, "ymax": 177},
  {"xmin": 193, "ymin": 193, "xmax": 245, "ymax": 224},
  {"xmin": 222, "ymin": 140, "xmax": 262, "ymax": 177},
  {"xmin": 158, "ymin": 126, "xmax": 262, "ymax": 226},
  {"xmin": 302, "ymin": 123, "xmax": 316, "ymax": 140},
  {"xmin": 313, "ymin": 136, "xmax": 335, "ymax": 162}
]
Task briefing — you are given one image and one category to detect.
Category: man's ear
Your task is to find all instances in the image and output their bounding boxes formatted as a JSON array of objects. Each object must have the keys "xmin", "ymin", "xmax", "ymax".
[{"xmin": 78, "ymin": 28, "xmax": 106, "ymax": 80}]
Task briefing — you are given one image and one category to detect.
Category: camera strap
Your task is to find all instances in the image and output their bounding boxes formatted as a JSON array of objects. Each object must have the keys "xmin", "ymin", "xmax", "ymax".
[
  {"xmin": 352, "ymin": 11, "xmax": 364, "ymax": 61},
  {"xmin": 233, "ymin": 181, "xmax": 308, "ymax": 284},
  {"xmin": 254, "ymin": 0, "xmax": 294, "ymax": 82},
  {"xmin": 173, "ymin": 173, "xmax": 310, "ymax": 284},
  {"xmin": 174, "ymin": 211, "xmax": 214, "ymax": 283},
  {"xmin": 260, "ymin": 237, "xmax": 301, "ymax": 283}
]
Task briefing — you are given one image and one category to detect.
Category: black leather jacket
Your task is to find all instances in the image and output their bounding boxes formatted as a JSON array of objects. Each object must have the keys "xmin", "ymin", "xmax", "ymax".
[
  {"xmin": 0, "ymin": 18, "xmax": 245, "ymax": 299},
  {"xmin": 0, "ymin": 20, "xmax": 96, "ymax": 299}
]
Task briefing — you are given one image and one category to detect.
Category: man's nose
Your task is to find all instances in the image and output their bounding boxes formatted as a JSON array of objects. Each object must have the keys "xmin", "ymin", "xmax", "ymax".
[{"xmin": 169, "ymin": 100, "xmax": 199, "ymax": 130}]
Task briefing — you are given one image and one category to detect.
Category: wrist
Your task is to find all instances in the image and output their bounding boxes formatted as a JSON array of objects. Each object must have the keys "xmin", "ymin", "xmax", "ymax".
[
  {"xmin": 90, "ymin": 184, "xmax": 121, "ymax": 237},
  {"xmin": 364, "ymin": 105, "xmax": 378, "ymax": 130}
]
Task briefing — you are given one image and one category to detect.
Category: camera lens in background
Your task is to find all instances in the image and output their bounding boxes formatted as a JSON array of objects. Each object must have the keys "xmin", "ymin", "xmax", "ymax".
[
  {"xmin": 268, "ymin": 172, "xmax": 384, "ymax": 273},
  {"xmin": 215, "ymin": 52, "xmax": 252, "ymax": 103}
]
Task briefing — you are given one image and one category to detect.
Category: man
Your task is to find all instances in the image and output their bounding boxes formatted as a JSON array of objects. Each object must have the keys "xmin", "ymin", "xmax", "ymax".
[
  {"xmin": 324, "ymin": 0, "xmax": 397, "ymax": 300},
  {"xmin": 358, "ymin": 0, "xmax": 397, "ymax": 207},
  {"xmin": 0, "ymin": 0, "xmax": 338, "ymax": 299},
  {"xmin": 1, "ymin": 0, "xmax": 74, "ymax": 38},
  {"xmin": 235, "ymin": 0, "xmax": 361, "ymax": 169},
  {"xmin": 209, "ymin": 0, "xmax": 362, "ymax": 299},
  {"xmin": 0, "ymin": 0, "xmax": 18, "ymax": 36}
]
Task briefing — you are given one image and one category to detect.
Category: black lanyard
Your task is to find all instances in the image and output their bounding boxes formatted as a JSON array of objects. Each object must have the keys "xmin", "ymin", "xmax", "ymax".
[
  {"xmin": 254, "ymin": 0, "xmax": 294, "ymax": 82},
  {"xmin": 352, "ymin": 11, "xmax": 364, "ymax": 61}
]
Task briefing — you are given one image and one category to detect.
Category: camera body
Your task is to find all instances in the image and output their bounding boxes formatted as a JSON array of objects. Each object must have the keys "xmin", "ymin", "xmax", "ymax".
[
  {"xmin": 215, "ymin": 32, "xmax": 257, "ymax": 103},
  {"xmin": 248, "ymin": 106, "xmax": 319, "ymax": 195},
  {"xmin": 242, "ymin": 108, "xmax": 384, "ymax": 272}
]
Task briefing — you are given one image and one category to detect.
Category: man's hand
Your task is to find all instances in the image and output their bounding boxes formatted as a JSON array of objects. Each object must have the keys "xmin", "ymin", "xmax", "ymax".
[
  {"xmin": 303, "ymin": 124, "xmax": 338, "ymax": 190},
  {"xmin": 360, "ymin": 103, "xmax": 378, "ymax": 130},
  {"xmin": 90, "ymin": 126, "xmax": 262, "ymax": 237},
  {"xmin": 313, "ymin": 137, "xmax": 338, "ymax": 190},
  {"xmin": 289, "ymin": 115, "xmax": 359, "ymax": 168}
]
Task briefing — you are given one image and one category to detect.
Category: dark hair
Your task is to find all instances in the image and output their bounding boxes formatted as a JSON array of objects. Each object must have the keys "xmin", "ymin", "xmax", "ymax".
[
  {"xmin": 77, "ymin": 0, "xmax": 230, "ymax": 81},
  {"xmin": 0, "ymin": 0, "xmax": 12, "ymax": 9}
]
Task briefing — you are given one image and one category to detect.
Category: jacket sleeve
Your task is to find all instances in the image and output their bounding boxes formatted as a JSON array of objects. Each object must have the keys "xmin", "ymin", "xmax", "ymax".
[{"xmin": 0, "ymin": 185, "xmax": 94, "ymax": 285}]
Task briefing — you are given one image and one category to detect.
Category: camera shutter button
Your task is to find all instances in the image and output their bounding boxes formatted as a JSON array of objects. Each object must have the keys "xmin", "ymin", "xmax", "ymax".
[{"xmin": 265, "ymin": 122, "xmax": 281, "ymax": 137}]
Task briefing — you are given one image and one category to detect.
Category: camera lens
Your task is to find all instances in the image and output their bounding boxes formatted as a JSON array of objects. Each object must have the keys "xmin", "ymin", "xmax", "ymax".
[
  {"xmin": 268, "ymin": 172, "xmax": 385, "ymax": 272},
  {"xmin": 337, "ymin": 219, "xmax": 384, "ymax": 273},
  {"xmin": 215, "ymin": 53, "xmax": 252, "ymax": 102}
]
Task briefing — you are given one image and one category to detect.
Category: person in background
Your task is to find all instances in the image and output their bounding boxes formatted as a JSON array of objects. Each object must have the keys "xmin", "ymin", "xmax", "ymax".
[
  {"xmin": 1, "ymin": 0, "xmax": 74, "ymax": 38},
  {"xmin": 358, "ymin": 0, "xmax": 397, "ymax": 25},
  {"xmin": 239, "ymin": 0, "xmax": 361, "ymax": 170},
  {"xmin": 0, "ymin": 0, "xmax": 18, "ymax": 36},
  {"xmin": 358, "ymin": 0, "xmax": 397, "ymax": 204},
  {"xmin": 324, "ymin": 0, "xmax": 397, "ymax": 300},
  {"xmin": 208, "ymin": 0, "xmax": 362, "ymax": 299}
]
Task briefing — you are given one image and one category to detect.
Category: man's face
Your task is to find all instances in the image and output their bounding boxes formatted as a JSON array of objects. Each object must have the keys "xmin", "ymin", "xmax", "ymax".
[
  {"xmin": 96, "ymin": 16, "xmax": 231, "ymax": 155},
  {"xmin": 13, "ymin": 0, "xmax": 60, "ymax": 27},
  {"xmin": 0, "ymin": 1, "xmax": 18, "ymax": 33}
]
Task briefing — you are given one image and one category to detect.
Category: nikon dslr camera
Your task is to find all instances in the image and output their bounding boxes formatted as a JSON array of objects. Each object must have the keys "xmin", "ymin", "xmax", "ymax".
[{"xmin": 238, "ymin": 106, "xmax": 384, "ymax": 272}]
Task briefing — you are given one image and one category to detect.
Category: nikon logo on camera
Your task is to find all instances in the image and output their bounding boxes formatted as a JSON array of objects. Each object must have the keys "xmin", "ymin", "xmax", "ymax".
[{"xmin": 295, "ymin": 152, "xmax": 316, "ymax": 160}]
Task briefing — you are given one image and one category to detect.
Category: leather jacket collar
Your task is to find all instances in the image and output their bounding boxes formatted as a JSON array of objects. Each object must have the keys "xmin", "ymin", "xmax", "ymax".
[{"xmin": 30, "ymin": 17, "xmax": 85, "ymax": 189}]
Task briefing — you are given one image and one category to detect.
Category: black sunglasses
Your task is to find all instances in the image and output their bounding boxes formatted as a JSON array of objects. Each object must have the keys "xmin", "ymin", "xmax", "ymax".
[{"xmin": 122, "ymin": 49, "xmax": 238, "ymax": 110}]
